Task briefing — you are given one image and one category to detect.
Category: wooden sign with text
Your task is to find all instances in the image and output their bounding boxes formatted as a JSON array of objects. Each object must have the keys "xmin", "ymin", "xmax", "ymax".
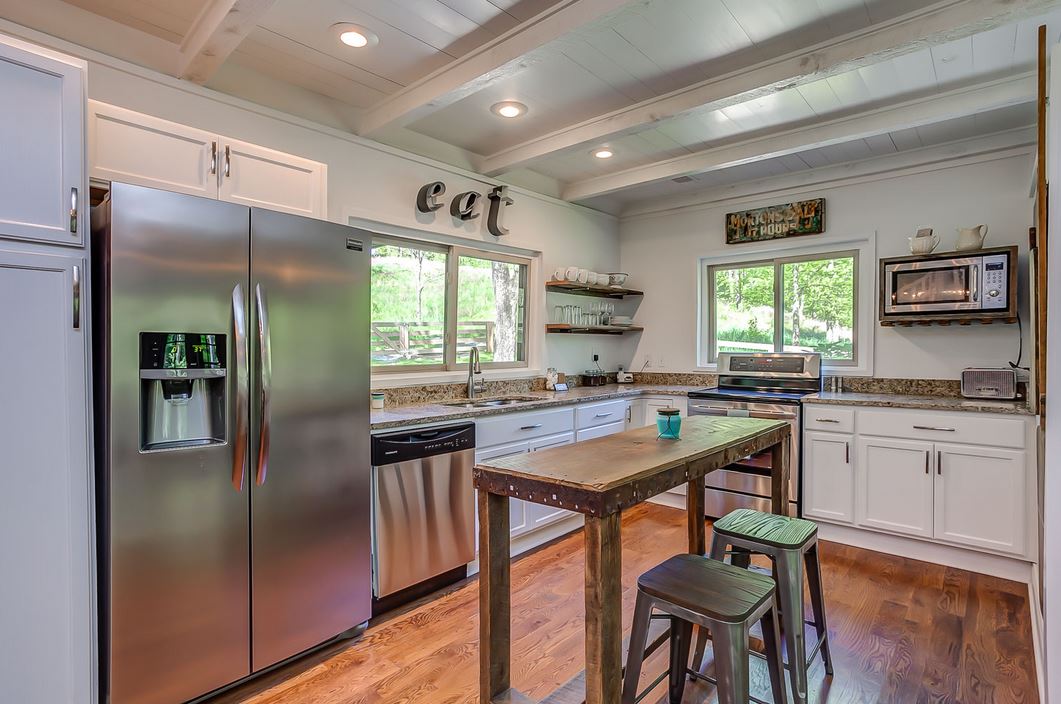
[{"xmin": 725, "ymin": 198, "xmax": 825, "ymax": 244}]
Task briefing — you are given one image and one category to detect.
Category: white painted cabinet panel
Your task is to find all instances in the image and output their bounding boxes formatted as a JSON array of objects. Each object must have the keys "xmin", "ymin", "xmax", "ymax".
[
  {"xmin": 218, "ymin": 138, "xmax": 327, "ymax": 219},
  {"xmin": 934, "ymin": 443, "xmax": 1026, "ymax": 555},
  {"xmin": 857, "ymin": 437, "xmax": 934, "ymax": 538},
  {"xmin": 474, "ymin": 440, "xmax": 531, "ymax": 538},
  {"xmin": 576, "ymin": 419, "xmax": 627, "ymax": 442},
  {"xmin": 0, "ymin": 248, "xmax": 93, "ymax": 703},
  {"xmin": 89, "ymin": 101, "xmax": 217, "ymax": 199},
  {"xmin": 803, "ymin": 431, "xmax": 855, "ymax": 524},
  {"xmin": 0, "ymin": 38, "xmax": 85, "ymax": 246},
  {"xmin": 631, "ymin": 396, "xmax": 687, "ymax": 427},
  {"xmin": 527, "ymin": 431, "xmax": 577, "ymax": 527}
]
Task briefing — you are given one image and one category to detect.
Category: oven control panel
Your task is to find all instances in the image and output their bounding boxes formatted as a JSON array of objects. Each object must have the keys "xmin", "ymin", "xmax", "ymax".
[{"xmin": 981, "ymin": 253, "xmax": 1008, "ymax": 310}]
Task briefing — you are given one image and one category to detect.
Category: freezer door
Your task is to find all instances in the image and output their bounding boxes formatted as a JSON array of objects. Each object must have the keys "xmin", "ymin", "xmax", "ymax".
[
  {"xmin": 99, "ymin": 183, "xmax": 251, "ymax": 704},
  {"xmin": 249, "ymin": 209, "xmax": 371, "ymax": 670}
]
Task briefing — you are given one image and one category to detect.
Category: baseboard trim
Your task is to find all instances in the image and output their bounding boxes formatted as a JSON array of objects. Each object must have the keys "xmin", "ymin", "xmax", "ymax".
[
  {"xmin": 648, "ymin": 492, "xmax": 686, "ymax": 510},
  {"xmin": 815, "ymin": 522, "xmax": 1033, "ymax": 582},
  {"xmin": 466, "ymin": 514, "xmax": 584, "ymax": 577},
  {"xmin": 1030, "ymin": 562, "xmax": 1046, "ymax": 703}
]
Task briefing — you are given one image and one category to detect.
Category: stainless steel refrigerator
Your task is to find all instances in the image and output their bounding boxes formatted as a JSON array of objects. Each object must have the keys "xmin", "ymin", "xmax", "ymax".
[{"xmin": 93, "ymin": 182, "xmax": 372, "ymax": 704}]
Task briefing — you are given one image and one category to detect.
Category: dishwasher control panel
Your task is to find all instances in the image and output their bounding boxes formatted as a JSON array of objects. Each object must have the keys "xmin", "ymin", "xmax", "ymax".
[{"xmin": 371, "ymin": 422, "xmax": 476, "ymax": 465}]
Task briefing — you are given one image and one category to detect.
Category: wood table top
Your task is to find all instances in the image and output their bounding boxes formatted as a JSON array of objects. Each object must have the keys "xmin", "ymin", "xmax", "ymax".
[{"xmin": 473, "ymin": 416, "xmax": 789, "ymax": 517}]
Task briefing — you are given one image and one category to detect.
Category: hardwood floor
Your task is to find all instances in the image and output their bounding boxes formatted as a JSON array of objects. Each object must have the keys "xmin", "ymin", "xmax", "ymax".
[{"xmin": 209, "ymin": 503, "xmax": 1037, "ymax": 704}]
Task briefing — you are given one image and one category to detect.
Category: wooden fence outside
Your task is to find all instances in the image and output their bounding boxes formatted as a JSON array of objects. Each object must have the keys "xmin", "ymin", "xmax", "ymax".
[{"xmin": 371, "ymin": 320, "xmax": 495, "ymax": 362}]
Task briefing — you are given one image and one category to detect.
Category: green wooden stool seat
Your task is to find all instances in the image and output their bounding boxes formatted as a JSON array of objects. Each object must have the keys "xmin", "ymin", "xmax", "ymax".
[{"xmin": 713, "ymin": 507, "xmax": 817, "ymax": 549}]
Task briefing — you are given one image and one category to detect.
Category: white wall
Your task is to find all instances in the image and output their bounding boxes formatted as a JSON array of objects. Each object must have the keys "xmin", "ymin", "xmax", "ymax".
[
  {"xmin": 619, "ymin": 154, "xmax": 1034, "ymax": 379},
  {"xmin": 0, "ymin": 21, "xmax": 624, "ymax": 382}
]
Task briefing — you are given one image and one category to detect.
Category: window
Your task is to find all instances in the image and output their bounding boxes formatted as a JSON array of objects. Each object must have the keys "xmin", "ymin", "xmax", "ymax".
[
  {"xmin": 706, "ymin": 251, "xmax": 857, "ymax": 364},
  {"xmin": 371, "ymin": 237, "xmax": 529, "ymax": 371}
]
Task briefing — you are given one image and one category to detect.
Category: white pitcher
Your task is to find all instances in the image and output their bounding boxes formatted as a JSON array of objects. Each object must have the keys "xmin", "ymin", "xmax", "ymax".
[{"xmin": 955, "ymin": 224, "xmax": 988, "ymax": 251}]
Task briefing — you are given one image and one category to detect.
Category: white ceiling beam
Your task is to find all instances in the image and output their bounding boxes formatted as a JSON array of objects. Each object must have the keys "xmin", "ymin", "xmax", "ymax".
[
  {"xmin": 178, "ymin": 0, "xmax": 278, "ymax": 84},
  {"xmin": 482, "ymin": 0, "xmax": 1060, "ymax": 176},
  {"xmin": 562, "ymin": 73, "xmax": 1035, "ymax": 201},
  {"xmin": 356, "ymin": 0, "xmax": 633, "ymax": 137}
]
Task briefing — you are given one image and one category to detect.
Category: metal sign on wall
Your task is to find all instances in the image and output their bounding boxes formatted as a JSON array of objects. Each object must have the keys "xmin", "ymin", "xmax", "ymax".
[
  {"xmin": 416, "ymin": 181, "xmax": 515, "ymax": 237},
  {"xmin": 725, "ymin": 198, "xmax": 825, "ymax": 244}
]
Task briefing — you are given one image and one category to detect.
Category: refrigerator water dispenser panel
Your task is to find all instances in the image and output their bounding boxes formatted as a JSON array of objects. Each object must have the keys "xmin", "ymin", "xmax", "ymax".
[{"xmin": 139, "ymin": 332, "xmax": 227, "ymax": 452}]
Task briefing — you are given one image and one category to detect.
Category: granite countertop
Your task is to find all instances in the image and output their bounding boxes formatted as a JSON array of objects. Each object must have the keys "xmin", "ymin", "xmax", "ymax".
[
  {"xmin": 370, "ymin": 383, "xmax": 703, "ymax": 430},
  {"xmin": 804, "ymin": 391, "xmax": 1034, "ymax": 416}
]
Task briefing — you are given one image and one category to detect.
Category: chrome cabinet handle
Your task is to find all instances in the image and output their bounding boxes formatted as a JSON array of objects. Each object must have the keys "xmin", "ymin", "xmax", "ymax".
[
  {"xmin": 520, "ymin": 424, "xmax": 542, "ymax": 430},
  {"xmin": 71, "ymin": 265, "xmax": 80, "ymax": 329},
  {"xmin": 223, "ymin": 145, "xmax": 231, "ymax": 177},
  {"xmin": 255, "ymin": 283, "xmax": 273, "ymax": 486},
  {"xmin": 924, "ymin": 450, "xmax": 929, "ymax": 474},
  {"xmin": 937, "ymin": 450, "xmax": 942, "ymax": 475},
  {"xmin": 594, "ymin": 412, "xmax": 613, "ymax": 418},
  {"xmin": 70, "ymin": 187, "xmax": 78, "ymax": 234},
  {"xmin": 816, "ymin": 418, "xmax": 840, "ymax": 423},
  {"xmin": 913, "ymin": 425, "xmax": 956, "ymax": 432},
  {"xmin": 231, "ymin": 284, "xmax": 249, "ymax": 492},
  {"xmin": 845, "ymin": 441, "xmax": 849, "ymax": 464},
  {"xmin": 210, "ymin": 141, "xmax": 218, "ymax": 175}
]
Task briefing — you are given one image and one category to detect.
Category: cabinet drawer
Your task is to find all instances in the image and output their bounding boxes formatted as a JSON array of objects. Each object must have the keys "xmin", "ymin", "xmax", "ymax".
[
  {"xmin": 576, "ymin": 399, "xmax": 628, "ymax": 430},
  {"xmin": 857, "ymin": 409, "xmax": 1025, "ymax": 449},
  {"xmin": 476, "ymin": 407, "xmax": 574, "ymax": 447},
  {"xmin": 576, "ymin": 420, "xmax": 626, "ymax": 442},
  {"xmin": 804, "ymin": 406, "xmax": 854, "ymax": 433}
]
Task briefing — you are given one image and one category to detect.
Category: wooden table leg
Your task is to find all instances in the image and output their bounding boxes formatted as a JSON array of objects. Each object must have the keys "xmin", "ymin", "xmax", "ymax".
[
  {"xmin": 769, "ymin": 435, "xmax": 791, "ymax": 515},
  {"xmin": 686, "ymin": 475, "xmax": 706, "ymax": 555},
  {"xmin": 479, "ymin": 489, "xmax": 511, "ymax": 702},
  {"xmin": 584, "ymin": 513, "xmax": 622, "ymax": 704}
]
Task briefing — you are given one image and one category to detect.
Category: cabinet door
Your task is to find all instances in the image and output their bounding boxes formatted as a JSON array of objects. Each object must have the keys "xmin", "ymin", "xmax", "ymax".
[
  {"xmin": 803, "ymin": 431, "xmax": 855, "ymax": 524},
  {"xmin": 218, "ymin": 138, "xmax": 327, "ymax": 218},
  {"xmin": 645, "ymin": 397, "xmax": 687, "ymax": 427},
  {"xmin": 0, "ymin": 249, "xmax": 93, "ymax": 702},
  {"xmin": 475, "ymin": 441, "xmax": 531, "ymax": 538},
  {"xmin": 89, "ymin": 101, "xmax": 218, "ymax": 199},
  {"xmin": 628, "ymin": 399, "xmax": 647, "ymax": 428},
  {"xmin": 856, "ymin": 437, "xmax": 934, "ymax": 538},
  {"xmin": 934, "ymin": 443, "xmax": 1026, "ymax": 555},
  {"xmin": 576, "ymin": 419, "xmax": 627, "ymax": 442},
  {"xmin": 0, "ymin": 40, "xmax": 84, "ymax": 246},
  {"xmin": 527, "ymin": 432, "xmax": 576, "ymax": 528}
]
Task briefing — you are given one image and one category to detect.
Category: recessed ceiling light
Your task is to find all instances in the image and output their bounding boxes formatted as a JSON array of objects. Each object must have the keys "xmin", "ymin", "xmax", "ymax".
[
  {"xmin": 593, "ymin": 148, "xmax": 614, "ymax": 159},
  {"xmin": 333, "ymin": 23, "xmax": 378, "ymax": 48},
  {"xmin": 491, "ymin": 101, "xmax": 527, "ymax": 118}
]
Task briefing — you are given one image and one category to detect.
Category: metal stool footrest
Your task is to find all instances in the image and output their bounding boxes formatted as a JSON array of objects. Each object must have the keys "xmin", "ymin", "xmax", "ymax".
[{"xmin": 685, "ymin": 667, "xmax": 773, "ymax": 704}]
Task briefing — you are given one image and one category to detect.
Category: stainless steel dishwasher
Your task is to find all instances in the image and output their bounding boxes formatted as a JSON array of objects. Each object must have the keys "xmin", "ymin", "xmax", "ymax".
[{"xmin": 371, "ymin": 422, "xmax": 476, "ymax": 607}]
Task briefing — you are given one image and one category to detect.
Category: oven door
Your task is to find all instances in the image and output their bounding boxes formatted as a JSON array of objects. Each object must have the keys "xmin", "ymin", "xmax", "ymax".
[
  {"xmin": 689, "ymin": 401, "xmax": 799, "ymax": 507},
  {"xmin": 883, "ymin": 257, "xmax": 983, "ymax": 314}
]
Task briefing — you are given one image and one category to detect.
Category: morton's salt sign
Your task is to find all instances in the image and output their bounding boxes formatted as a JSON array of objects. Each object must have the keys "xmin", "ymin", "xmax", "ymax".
[{"xmin": 725, "ymin": 198, "xmax": 825, "ymax": 244}]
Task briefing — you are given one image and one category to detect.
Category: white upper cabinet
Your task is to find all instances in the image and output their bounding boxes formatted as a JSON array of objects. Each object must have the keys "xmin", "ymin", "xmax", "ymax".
[
  {"xmin": 89, "ymin": 102, "xmax": 217, "ymax": 199},
  {"xmin": 0, "ymin": 36, "xmax": 85, "ymax": 246},
  {"xmin": 88, "ymin": 102, "xmax": 327, "ymax": 219},
  {"xmin": 218, "ymin": 138, "xmax": 327, "ymax": 218}
]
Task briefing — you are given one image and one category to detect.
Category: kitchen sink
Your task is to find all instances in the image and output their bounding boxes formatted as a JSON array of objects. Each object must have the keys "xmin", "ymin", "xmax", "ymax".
[{"xmin": 441, "ymin": 396, "xmax": 542, "ymax": 409}]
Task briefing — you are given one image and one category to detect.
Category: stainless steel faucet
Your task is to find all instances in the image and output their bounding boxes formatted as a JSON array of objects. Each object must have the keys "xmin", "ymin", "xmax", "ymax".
[{"xmin": 467, "ymin": 345, "xmax": 484, "ymax": 398}]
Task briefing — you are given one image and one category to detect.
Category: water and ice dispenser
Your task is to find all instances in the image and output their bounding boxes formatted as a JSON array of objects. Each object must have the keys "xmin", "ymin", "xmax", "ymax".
[{"xmin": 140, "ymin": 332, "xmax": 227, "ymax": 452}]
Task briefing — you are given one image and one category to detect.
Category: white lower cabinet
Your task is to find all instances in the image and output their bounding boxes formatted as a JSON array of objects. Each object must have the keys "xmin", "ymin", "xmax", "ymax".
[
  {"xmin": 630, "ymin": 395, "xmax": 687, "ymax": 428},
  {"xmin": 526, "ymin": 432, "xmax": 576, "ymax": 529},
  {"xmin": 474, "ymin": 439, "xmax": 532, "ymax": 538},
  {"xmin": 803, "ymin": 403, "xmax": 1034, "ymax": 560},
  {"xmin": 802, "ymin": 431, "xmax": 854, "ymax": 524},
  {"xmin": 934, "ymin": 443, "xmax": 1026, "ymax": 554},
  {"xmin": 576, "ymin": 419, "xmax": 626, "ymax": 442},
  {"xmin": 857, "ymin": 437, "xmax": 934, "ymax": 538}
]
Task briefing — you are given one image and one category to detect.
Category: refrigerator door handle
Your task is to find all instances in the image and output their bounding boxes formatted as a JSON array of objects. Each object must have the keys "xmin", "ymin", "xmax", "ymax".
[
  {"xmin": 232, "ymin": 284, "xmax": 249, "ymax": 491},
  {"xmin": 255, "ymin": 283, "xmax": 273, "ymax": 486}
]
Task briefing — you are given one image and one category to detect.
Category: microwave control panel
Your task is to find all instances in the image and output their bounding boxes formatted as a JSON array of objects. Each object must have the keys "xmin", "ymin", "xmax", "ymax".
[{"xmin": 981, "ymin": 253, "xmax": 1008, "ymax": 310}]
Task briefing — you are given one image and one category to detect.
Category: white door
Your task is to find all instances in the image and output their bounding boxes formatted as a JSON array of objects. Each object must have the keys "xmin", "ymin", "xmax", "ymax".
[
  {"xmin": 527, "ymin": 432, "xmax": 576, "ymax": 528},
  {"xmin": 0, "ymin": 40, "xmax": 85, "ymax": 246},
  {"xmin": 89, "ymin": 102, "xmax": 218, "ymax": 199},
  {"xmin": 803, "ymin": 431, "xmax": 855, "ymax": 524},
  {"xmin": 218, "ymin": 138, "xmax": 327, "ymax": 218},
  {"xmin": 0, "ymin": 248, "xmax": 94, "ymax": 703},
  {"xmin": 857, "ymin": 437, "xmax": 934, "ymax": 538},
  {"xmin": 934, "ymin": 443, "xmax": 1026, "ymax": 555},
  {"xmin": 475, "ymin": 441, "xmax": 531, "ymax": 539}
]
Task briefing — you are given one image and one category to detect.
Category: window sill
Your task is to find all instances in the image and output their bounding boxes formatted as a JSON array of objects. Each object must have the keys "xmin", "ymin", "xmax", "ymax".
[{"xmin": 371, "ymin": 367, "xmax": 542, "ymax": 389}]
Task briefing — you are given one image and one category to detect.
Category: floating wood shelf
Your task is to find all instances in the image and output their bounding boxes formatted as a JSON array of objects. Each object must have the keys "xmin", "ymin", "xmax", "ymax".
[
  {"xmin": 546, "ymin": 280, "xmax": 643, "ymax": 299},
  {"xmin": 546, "ymin": 324, "xmax": 643, "ymax": 335},
  {"xmin": 879, "ymin": 316, "xmax": 1017, "ymax": 327}
]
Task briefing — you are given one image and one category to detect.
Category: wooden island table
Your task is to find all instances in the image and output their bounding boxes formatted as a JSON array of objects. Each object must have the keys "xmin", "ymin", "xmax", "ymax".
[{"xmin": 473, "ymin": 415, "xmax": 791, "ymax": 704}]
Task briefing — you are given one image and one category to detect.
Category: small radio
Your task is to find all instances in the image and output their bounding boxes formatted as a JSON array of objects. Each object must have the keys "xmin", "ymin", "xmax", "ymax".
[{"xmin": 960, "ymin": 367, "xmax": 1017, "ymax": 400}]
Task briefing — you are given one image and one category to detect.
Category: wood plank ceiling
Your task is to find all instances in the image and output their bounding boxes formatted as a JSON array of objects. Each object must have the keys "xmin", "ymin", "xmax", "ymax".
[{"xmin": 4, "ymin": 0, "xmax": 1060, "ymax": 213}]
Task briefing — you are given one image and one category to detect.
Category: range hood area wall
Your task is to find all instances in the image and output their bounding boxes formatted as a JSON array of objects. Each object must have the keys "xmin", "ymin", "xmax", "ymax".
[{"xmin": 619, "ymin": 153, "xmax": 1034, "ymax": 380}]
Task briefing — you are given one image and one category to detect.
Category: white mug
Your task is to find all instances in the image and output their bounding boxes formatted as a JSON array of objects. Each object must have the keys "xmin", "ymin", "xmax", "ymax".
[
  {"xmin": 552, "ymin": 268, "xmax": 565, "ymax": 281},
  {"xmin": 577, "ymin": 268, "xmax": 589, "ymax": 284},
  {"xmin": 587, "ymin": 272, "xmax": 599, "ymax": 285},
  {"xmin": 565, "ymin": 266, "xmax": 579, "ymax": 281}
]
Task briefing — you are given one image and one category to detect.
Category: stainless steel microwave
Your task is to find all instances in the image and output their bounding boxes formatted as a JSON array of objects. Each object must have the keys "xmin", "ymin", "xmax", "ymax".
[{"xmin": 882, "ymin": 249, "xmax": 1012, "ymax": 315}]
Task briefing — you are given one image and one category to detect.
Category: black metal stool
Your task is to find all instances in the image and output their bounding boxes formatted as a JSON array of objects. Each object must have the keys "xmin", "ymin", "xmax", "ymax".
[
  {"xmin": 696, "ymin": 509, "xmax": 834, "ymax": 704},
  {"xmin": 622, "ymin": 554, "xmax": 788, "ymax": 704}
]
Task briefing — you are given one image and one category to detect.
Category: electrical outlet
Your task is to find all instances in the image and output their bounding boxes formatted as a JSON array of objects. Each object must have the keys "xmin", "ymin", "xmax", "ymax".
[{"xmin": 657, "ymin": 355, "xmax": 665, "ymax": 368}]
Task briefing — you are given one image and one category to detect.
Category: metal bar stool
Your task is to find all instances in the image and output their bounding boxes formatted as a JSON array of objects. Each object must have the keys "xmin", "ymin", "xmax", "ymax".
[
  {"xmin": 622, "ymin": 554, "xmax": 788, "ymax": 704},
  {"xmin": 695, "ymin": 509, "xmax": 834, "ymax": 704}
]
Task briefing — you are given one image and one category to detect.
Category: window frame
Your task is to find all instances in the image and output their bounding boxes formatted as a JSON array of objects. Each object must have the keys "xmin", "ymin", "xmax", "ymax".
[
  {"xmin": 371, "ymin": 236, "xmax": 532, "ymax": 373},
  {"xmin": 704, "ymin": 249, "xmax": 860, "ymax": 366}
]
